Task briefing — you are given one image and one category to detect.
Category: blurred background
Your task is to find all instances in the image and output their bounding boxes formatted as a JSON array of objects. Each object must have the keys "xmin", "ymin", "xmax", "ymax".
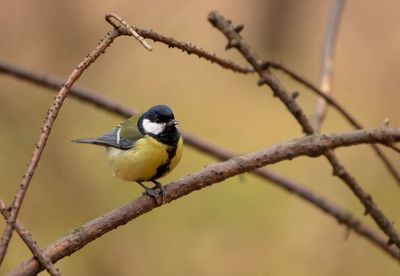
[{"xmin": 1, "ymin": 0, "xmax": 399, "ymax": 275}]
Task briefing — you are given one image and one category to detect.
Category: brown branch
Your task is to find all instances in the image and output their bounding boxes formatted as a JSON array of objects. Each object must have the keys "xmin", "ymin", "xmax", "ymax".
[
  {"xmin": 8, "ymin": 127, "xmax": 400, "ymax": 275},
  {"xmin": 0, "ymin": 61, "xmax": 398, "ymax": 262},
  {"xmin": 1, "ymin": 13, "xmax": 399, "ymax": 268},
  {"xmin": 0, "ymin": 199, "xmax": 60, "ymax": 276},
  {"xmin": 267, "ymin": 61, "xmax": 400, "ymax": 186},
  {"xmin": 208, "ymin": 10, "xmax": 400, "ymax": 250},
  {"xmin": 310, "ymin": 0, "xmax": 346, "ymax": 131},
  {"xmin": 0, "ymin": 14, "xmax": 145, "ymax": 265},
  {"xmin": 103, "ymin": 13, "xmax": 253, "ymax": 74},
  {"xmin": 1, "ymin": 14, "xmax": 399, "ymax": 186}
]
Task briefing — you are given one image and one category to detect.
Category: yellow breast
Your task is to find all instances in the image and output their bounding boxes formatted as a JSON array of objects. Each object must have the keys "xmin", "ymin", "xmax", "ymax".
[{"xmin": 105, "ymin": 136, "xmax": 183, "ymax": 182}]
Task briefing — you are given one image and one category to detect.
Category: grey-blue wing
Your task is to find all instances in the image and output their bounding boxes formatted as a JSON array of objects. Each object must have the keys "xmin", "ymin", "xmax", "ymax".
[{"xmin": 72, "ymin": 126, "xmax": 136, "ymax": 149}]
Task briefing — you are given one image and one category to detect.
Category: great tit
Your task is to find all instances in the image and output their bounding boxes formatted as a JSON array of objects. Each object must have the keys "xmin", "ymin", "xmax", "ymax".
[{"xmin": 73, "ymin": 105, "xmax": 183, "ymax": 203}]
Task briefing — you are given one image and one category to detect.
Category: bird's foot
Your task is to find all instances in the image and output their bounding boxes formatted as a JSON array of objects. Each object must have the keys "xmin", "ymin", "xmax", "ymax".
[
  {"xmin": 137, "ymin": 181, "xmax": 165, "ymax": 205},
  {"xmin": 151, "ymin": 180, "xmax": 166, "ymax": 204}
]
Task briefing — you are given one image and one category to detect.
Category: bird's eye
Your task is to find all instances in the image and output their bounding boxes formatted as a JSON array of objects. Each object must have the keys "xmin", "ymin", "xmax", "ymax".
[{"xmin": 155, "ymin": 119, "xmax": 161, "ymax": 123}]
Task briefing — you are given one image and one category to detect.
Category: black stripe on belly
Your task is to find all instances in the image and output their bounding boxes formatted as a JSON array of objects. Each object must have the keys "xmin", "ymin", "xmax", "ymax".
[
  {"xmin": 152, "ymin": 146, "xmax": 176, "ymax": 180},
  {"xmin": 151, "ymin": 138, "xmax": 179, "ymax": 180}
]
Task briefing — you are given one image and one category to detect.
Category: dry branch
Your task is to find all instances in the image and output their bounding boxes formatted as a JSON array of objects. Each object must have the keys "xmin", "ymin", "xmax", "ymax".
[
  {"xmin": 1, "ymin": 11, "xmax": 399, "ymax": 273},
  {"xmin": 0, "ymin": 199, "xmax": 60, "ymax": 276},
  {"xmin": 0, "ymin": 27, "xmax": 122, "ymax": 265},
  {"xmin": 0, "ymin": 61, "xmax": 398, "ymax": 263},
  {"xmin": 267, "ymin": 61, "xmax": 400, "ymax": 185},
  {"xmin": 207, "ymin": 10, "xmax": 400, "ymax": 250},
  {"xmin": 110, "ymin": 17, "xmax": 253, "ymax": 73},
  {"xmin": 0, "ymin": 14, "xmax": 152, "ymax": 266},
  {"xmin": 9, "ymin": 127, "xmax": 400, "ymax": 275}
]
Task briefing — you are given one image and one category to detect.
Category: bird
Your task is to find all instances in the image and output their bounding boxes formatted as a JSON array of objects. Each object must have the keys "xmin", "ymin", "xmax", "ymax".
[{"xmin": 72, "ymin": 105, "xmax": 183, "ymax": 203}]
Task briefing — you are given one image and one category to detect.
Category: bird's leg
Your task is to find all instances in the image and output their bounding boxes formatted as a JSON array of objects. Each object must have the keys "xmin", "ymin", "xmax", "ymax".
[
  {"xmin": 150, "ymin": 180, "xmax": 166, "ymax": 204},
  {"xmin": 137, "ymin": 181, "xmax": 159, "ymax": 199}
]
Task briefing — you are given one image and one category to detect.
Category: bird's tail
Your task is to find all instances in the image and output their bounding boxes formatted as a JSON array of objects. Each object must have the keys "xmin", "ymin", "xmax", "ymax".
[{"xmin": 71, "ymin": 138, "xmax": 104, "ymax": 145}]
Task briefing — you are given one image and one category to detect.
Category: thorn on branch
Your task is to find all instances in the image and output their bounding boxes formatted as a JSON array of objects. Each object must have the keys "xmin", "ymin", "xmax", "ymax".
[
  {"xmin": 343, "ymin": 226, "xmax": 351, "ymax": 241},
  {"xmin": 260, "ymin": 61, "xmax": 271, "ymax": 70},
  {"xmin": 225, "ymin": 39, "xmax": 240, "ymax": 50},
  {"xmin": 257, "ymin": 78, "xmax": 267, "ymax": 86},
  {"xmin": 383, "ymin": 118, "xmax": 390, "ymax": 127},
  {"xmin": 233, "ymin": 24, "xmax": 244, "ymax": 33},
  {"xmin": 291, "ymin": 91, "xmax": 299, "ymax": 99}
]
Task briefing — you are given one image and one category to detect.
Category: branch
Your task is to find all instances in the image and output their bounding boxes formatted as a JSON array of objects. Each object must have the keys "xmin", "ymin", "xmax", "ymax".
[
  {"xmin": 0, "ymin": 61, "xmax": 398, "ymax": 262},
  {"xmin": 207, "ymin": 10, "xmax": 400, "ymax": 250},
  {"xmin": 2, "ymin": 13, "xmax": 399, "ymax": 185},
  {"xmin": 267, "ymin": 60, "xmax": 400, "ymax": 186},
  {"xmin": 0, "ymin": 199, "xmax": 60, "ymax": 276},
  {"xmin": 9, "ymin": 127, "xmax": 400, "ymax": 275},
  {"xmin": 0, "ymin": 14, "xmax": 150, "ymax": 265},
  {"xmin": 310, "ymin": 0, "xmax": 346, "ymax": 131},
  {"xmin": 103, "ymin": 13, "xmax": 253, "ymax": 74}
]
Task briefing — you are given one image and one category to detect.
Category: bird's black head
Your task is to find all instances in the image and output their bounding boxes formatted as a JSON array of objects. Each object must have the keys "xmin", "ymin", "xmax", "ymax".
[{"xmin": 138, "ymin": 105, "xmax": 180, "ymax": 145}]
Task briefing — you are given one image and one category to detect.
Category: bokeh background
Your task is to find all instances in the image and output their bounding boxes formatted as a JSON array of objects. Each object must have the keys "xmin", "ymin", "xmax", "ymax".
[{"xmin": 1, "ymin": 0, "xmax": 399, "ymax": 275}]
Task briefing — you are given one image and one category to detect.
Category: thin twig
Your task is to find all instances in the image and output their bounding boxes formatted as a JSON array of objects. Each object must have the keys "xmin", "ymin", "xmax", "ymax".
[
  {"xmin": 0, "ymin": 61, "xmax": 398, "ymax": 260},
  {"xmin": 8, "ymin": 127, "xmax": 400, "ymax": 275},
  {"xmin": 208, "ymin": 10, "xmax": 400, "ymax": 250},
  {"xmin": 0, "ymin": 199, "xmax": 60, "ymax": 276},
  {"xmin": 310, "ymin": 0, "xmax": 346, "ymax": 131},
  {"xmin": 0, "ymin": 14, "xmax": 144, "ymax": 265},
  {"xmin": 267, "ymin": 61, "xmax": 400, "ymax": 186}
]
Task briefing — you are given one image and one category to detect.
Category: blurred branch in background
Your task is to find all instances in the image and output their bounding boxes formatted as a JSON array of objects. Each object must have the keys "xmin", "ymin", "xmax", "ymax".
[
  {"xmin": 310, "ymin": 0, "xmax": 346, "ymax": 131},
  {"xmin": 208, "ymin": 10, "xmax": 400, "ymax": 251},
  {"xmin": 0, "ymin": 199, "xmax": 60, "ymax": 276},
  {"xmin": 9, "ymin": 127, "xmax": 400, "ymax": 275}
]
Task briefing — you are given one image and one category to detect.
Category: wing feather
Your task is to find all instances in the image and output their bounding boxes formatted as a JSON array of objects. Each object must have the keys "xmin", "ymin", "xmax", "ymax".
[{"xmin": 72, "ymin": 114, "xmax": 145, "ymax": 149}]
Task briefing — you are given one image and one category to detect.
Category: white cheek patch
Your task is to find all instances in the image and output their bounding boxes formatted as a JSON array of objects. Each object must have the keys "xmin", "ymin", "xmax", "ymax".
[{"xmin": 142, "ymin": 119, "xmax": 165, "ymax": 135}]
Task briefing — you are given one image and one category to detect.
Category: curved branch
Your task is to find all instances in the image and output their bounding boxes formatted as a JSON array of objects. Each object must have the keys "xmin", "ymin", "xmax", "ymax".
[
  {"xmin": 0, "ymin": 13, "xmax": 153, "ymax": 265},
  {"xmin": 208, "ymin": 10, "xmax": 400, "ymax": 250},
  {"xmin": 0, "ymin": 29, "xmax": 122, "ymax": 264},
  {"xmin": 8, "ymin": 127, "xmax": 400, "ymax": 275}
]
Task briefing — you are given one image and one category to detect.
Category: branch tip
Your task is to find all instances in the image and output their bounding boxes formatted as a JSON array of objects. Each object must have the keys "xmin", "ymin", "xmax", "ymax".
[{"xmin": 105, "ymin": 13, "xmax": 152, "ymax": 51}]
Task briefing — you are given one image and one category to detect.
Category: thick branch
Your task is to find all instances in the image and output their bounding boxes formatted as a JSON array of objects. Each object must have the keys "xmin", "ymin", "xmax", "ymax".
[
  {"xmin": 310, "ymin": 0, "xmax": 345, "ymax": 131},
  {"xmin": 9, "ymin": 127, "xmax": 400, "ymax": 275},
  {"xmin": 1, "ymin": 18, "xmax": 399, "ymax": 185},
  {"xmin": 0, "ymin": 200, "xmax": 60, "ymax": 276},
  {"xmin": 207, "ymin": 10, "xmax": 400, "ymax": 250},
  {"xmin": 0, "ymin": 61, "xmax": 398, "ymax": 262}
]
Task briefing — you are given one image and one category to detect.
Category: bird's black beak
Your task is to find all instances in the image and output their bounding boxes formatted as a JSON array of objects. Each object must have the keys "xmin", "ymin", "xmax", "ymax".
[{"xmin": 166, "ymin": 119, "xmax": 178, "ymax": 127}]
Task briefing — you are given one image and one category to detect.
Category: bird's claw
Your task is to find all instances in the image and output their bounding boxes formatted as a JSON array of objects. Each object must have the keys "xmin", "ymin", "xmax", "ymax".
[
  {"xmin": 143, "ymin": 188, "xmax": 160, "ymax": 199},
  {"xmin": 138, "ymin": 181, "xmax": 166, "ymax": 205}
]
